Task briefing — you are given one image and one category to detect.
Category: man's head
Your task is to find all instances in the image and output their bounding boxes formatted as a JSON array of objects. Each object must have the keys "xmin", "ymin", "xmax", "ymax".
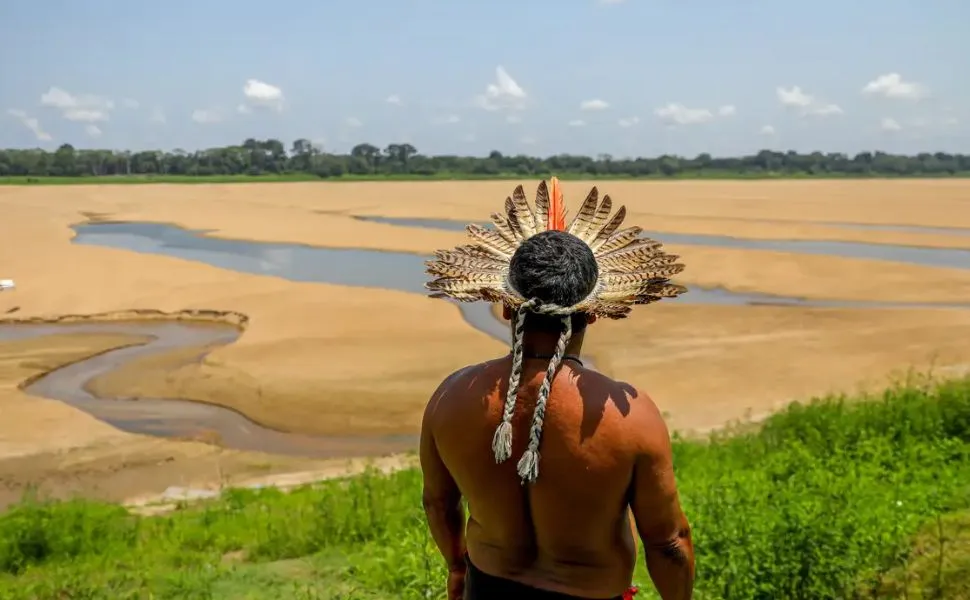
[{"xmin": 505, "ymin": 229, "xmax": 599, "ymax": 334}]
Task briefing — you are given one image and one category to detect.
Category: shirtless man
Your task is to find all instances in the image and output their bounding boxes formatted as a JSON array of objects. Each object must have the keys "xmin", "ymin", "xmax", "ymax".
[{"xmin": 421, "ymin": 180, "xmax": 694, "ymax": 599}]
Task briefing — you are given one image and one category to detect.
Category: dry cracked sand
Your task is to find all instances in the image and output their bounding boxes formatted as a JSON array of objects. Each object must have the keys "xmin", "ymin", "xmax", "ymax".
[{"xmin": 1, "ymin": 179, "xmax": 969, "ymax": 507}]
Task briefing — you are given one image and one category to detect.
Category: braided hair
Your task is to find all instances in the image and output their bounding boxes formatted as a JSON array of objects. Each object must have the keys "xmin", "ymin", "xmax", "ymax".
[{"xmin": 491, "ymin": 230, "xmax": 598, "ymax": 484}]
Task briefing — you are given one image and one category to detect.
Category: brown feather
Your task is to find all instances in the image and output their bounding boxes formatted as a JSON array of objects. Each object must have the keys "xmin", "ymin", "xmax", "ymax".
[
  {"xmin": 602, "ymin": 267, "xmax": 684, "ymax": 287},
  {"xmin": 426, "ymin": 276, "xmax": 503, "ymax": 294},
  {"xmin": 533, "ymin": 182, "xmax": 550, "ymax": 232},
  {"xmin": 466, "ymin": 224, "xmax": 516, "ymax": 258},
  {"xmin": 588, "ymin": 206, "xmax": 629, "ymax": 251},
  {"xmin": 428, "ymin": 291, "xmax": 480, "ymax": 302},
  {"xmin": 596, "ymin": 231, "xmax": 661, "ymax": 257},
  {"xmin": 506, "ymin": 211, "xmax": 525, "ymax": 239},
  {"xmin": 598, "ymin": 253, "xmax": 682, "ymax": 273},
  {"xmin": 428, "ymin": 252, "xmax": 506, "ymax": 271},
  {"xmin": 511, "ymin": 185, "xmax": 537, "ymax": 236},
  {"xmin": 593, "ymin": 228, "xmax": 643, "ymax": 256},
  {"xmin": 426, "ymin": 266, "xmax": 505, "ymax": 282},
  {"xmin": 448, "ymin": 245, "xmax": 499, "ymax": 259},
  {"xmin": 582, "ymin": 300, "xmax": 633, "ymax": 318},
  {"xmin": 577, "ymin": 194, "xmax": 613, "ymax": 244},
  {"xmin": 596, "ymin": 241, "xmax": 669, "ymax": 264},
  {"xmin": 566, "ymin": 186, "xmax": 599, "ymax": 238},
  {"xmin": 489, "ymin": 213, "xmax": 520, "ymax": 245}
]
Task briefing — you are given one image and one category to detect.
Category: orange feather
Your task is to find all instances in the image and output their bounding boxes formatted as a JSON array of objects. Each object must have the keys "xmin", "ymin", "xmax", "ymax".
[{"xmin": 548, "ymin": 176, "xmax": 567, "ymax": 231}]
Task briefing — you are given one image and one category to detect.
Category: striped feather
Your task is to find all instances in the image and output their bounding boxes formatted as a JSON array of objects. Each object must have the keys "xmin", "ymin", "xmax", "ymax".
[
  {"xmin": 588, "ymin": 207, "xmax": 629, "ymax": 251},
  {"xmin": 576, "ymin": 194, "xmax": 613, "ymax": 244},
  {"xmin": 602, "ymin": 268, "xmax": 683, "ymax": 287},
  {"xmin": 598, "ymin": 253, "xmax": 682, "ymax": 273},
  {"xmin": 510, "ymin": 185, "xmax": 537, "ymax": 236},
  {"xmin": 533, "ymin": 182, "xmax": 550, "ymax": 232},
  {"xmin": 426, "ymin": 264, "xmax": 506, "ymax": 281},
  {"xmin": 429, "ymin": 251, "xmax": 506, "ymax": 271},
  {"xmin": 489, "ymin": 213, "xmax": 521, "ymax": 245},
  {"xmin": 466, "ymin": 224, "xmax": 516, "ymax": 258},
  {"xmin": 425, "ymin": 259, "xmax": 507, "ymax": 278},
  {"xmin": 596, "ymin": 240, "xmax": 669, "ymax": 264},
  {"xmin": 426, "ymin": 276, "xmax": 504, "ymax": 294},
  {"xmin": 596, "ymin": 231, "xmax": 661, "ymax": 258},
  {"xmin": 566, "ymin": 186, "xmax": 599, "ymax": 238}
]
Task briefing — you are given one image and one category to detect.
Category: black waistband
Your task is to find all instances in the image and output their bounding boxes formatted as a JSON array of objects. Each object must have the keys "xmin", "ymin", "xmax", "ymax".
[{"xmin": 463, "ymin": 554, "xmax": 623, "ymax": 600}]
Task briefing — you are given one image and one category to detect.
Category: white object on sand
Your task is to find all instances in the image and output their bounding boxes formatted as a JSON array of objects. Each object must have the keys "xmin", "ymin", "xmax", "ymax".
[{"xmin": 0, "ymin": 279, "xmax": 14, "ymax": 291}]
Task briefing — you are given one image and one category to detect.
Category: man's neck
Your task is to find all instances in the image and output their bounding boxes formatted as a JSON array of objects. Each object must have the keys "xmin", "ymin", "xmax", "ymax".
[{"xmin": 519, "ymin": 328, "xmax": 587, "ymax": 359}]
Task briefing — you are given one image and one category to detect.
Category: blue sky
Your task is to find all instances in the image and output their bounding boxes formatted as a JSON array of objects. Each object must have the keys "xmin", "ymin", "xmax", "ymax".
[{"xmin": 2, "ymin": 0, "xmax": 968, "ymax": 157}]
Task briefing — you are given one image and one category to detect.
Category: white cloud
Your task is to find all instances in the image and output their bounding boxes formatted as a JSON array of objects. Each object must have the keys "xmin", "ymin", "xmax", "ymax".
[
  {"xmin": 345, "ymin": 116, "xmax": 362, "ymax": 127},
  {"xmin": 463, "ymin": 133, "xmax": 477, "ymax": 142},
  {"xmin": 617, "ymin": 116, "xmax": 640, "ymax": 128},
  {"xmin": 810, "ymin": 103, "xmax": 844, "ymax": 116},
  {"xmin": 62, "ymin": 109, "xmax": 109, "ymax": 122},
  {"xmin": 475, "ymin": 66, "xmax": 528, "ymax": 111},
  {"xmin": 654, "ymin": 103, "xmax": 714, "ymax": 126},
  {"xmin": 40, "ymin": 86, "xmax": 114, "ymax": 122},
  {"xmin": 569, "ymin": 119, "xmax": 586, "ymax": 127},
  {"xmin": 862, "ymin": 73, "xmax": 927, "ymax": 100},
  {"xmin": 84, "ymin": 124, "xmax": 102, "ymax": 138},
  {"xmin": 776, "ymin": 86, "xmax": 843, "ymax": 117},
  {"xmin": 237, "ymin": 104, "xmax": 252, "ymax": 115},
  {"xmin": 580, "ymin": 99, "xmax": 609, "ymax": 111},
  {"xmin": 760, "ymin": 125, "xmax": 776, "ymax": 135},
  {"xmin": 520, "ymin": 136, "xmax": 537, "ymax": 145},
  {"xmin": 149, "ymin": 107, "xmax": 166, "ymax": 124},
  {"xmin": 242, "ymin": 78, "xmax": 284, "ymax": 111},
  {"xmin": 880, "ymin": 117, "xmax": 902, "ymax": 131},
  {"xmin": 191, "ymin": 109, "xmax": 223, "ymax": 124},
  {"xmin": 6, "ymin": 109, "xmax": 52, "ymax": 141},
  {"xmin": 506, "ymin": 114, "xmax": 521, "ymax": 124},
  {"xmin": 776, "ymin": 86, "xmax": 813, "ymax": 108},
  {"xmin": 718, "ymin": 104, "xmax": 736, "ymax": 117},
  {"xmin": 121, "ymin": 98, "xmax": 139, "ymax": 109},
  {"xmin": 433, "ymin": 114, "xmax": 460, "ymax": 125},
  {"xmin": 385, "ymin": 94, "xmax": 402, "ymax": 105}
]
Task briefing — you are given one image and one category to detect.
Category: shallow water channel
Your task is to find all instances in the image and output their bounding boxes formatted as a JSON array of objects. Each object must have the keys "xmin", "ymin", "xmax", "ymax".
[
  {"xmin": 355, "ymin": 216, "xmax": 970, "ymax": 271},
  {"xmin": 1, "ymin": 218, "xmax": 967, "ymax": 458}
]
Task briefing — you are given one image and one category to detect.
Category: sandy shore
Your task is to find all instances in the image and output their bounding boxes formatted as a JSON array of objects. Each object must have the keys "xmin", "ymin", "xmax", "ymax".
[{"xmin": 1, "ymin": 179, "xmax": 969, "ymax": 503}]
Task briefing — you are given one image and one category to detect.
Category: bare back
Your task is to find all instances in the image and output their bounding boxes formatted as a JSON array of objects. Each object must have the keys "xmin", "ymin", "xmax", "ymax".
[{"xmin": 423, "ymin": 355, "xmax": 685, "ymax": 598}]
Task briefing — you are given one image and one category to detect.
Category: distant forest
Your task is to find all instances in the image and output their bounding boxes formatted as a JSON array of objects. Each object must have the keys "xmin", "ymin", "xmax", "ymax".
[{"xmin": 2, "ymin": 139, "xmax": 969, "ymax": 179}]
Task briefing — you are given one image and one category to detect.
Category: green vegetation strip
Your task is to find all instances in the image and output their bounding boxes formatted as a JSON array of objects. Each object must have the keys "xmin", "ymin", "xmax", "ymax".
[
  {"xmin": 2, "ymin": 140, "xmax": 970, "ymax": 183},
  {"xmin": 1, "ymin": 376, "xmax": 968, "ymax": 599}
]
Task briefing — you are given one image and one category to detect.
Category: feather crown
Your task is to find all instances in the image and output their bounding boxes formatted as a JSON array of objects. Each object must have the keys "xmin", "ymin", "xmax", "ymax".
[{"xmin": 425, "ymin": 178, "xmax": 688, "ymax": 318}]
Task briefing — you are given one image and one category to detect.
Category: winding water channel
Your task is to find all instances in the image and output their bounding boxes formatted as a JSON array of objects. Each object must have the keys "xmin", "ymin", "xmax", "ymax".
[{"xmin": 0, "ymin": 218, "xmax": 967, "ymax": 457}]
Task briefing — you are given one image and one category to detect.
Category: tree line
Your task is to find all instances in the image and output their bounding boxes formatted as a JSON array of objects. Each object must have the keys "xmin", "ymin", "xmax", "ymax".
[{"xmin": 2, "ymin": 138, "xmax": 969, "ymax": 179}]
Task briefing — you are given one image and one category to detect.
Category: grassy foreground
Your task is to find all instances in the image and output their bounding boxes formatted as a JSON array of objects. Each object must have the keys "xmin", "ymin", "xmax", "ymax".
[{"xmin": 1, "ymin": 376, "xmax": 968, "ymax": 599}]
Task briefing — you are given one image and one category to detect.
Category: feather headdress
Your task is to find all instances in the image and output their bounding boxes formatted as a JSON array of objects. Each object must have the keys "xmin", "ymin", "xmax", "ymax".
[{"xmin": 425, "ymin": 178, "xmax": 687, "ymax": 483}]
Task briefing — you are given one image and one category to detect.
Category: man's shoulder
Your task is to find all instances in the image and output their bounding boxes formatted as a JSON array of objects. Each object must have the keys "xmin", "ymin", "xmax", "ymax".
[
  {"xmin": 422, "ymin": 360, "xmax": 502, "ymax": 431},
  {"xmin": 430, "ymin": 358, "xmax": 503, "ymax": 399},
  {"xmin": 580, "ymin": 370, "xmax": 643, "ymax": 403},
  {"xmin": 438, "ymin": 359, "xmax": 495, "ymax": 387},
  {"xmin": 582, "ymin": 372, "xmax": 666, "ymax": 429}
]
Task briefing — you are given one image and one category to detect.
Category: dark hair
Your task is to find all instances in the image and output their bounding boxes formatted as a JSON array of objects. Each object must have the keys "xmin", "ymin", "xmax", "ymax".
[{"xmin": 508, "ymin": 230, "xmax": 599, "ymax": 334}]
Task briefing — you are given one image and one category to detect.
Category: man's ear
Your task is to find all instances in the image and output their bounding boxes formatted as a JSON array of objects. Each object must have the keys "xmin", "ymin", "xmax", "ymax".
[
  {"xmin": 502, "ymin": 304, "xmax": 512, "ymax": 321},
  {"xmin": 586, "ymin": 314, "xmax": 597, "ymax": 326}
]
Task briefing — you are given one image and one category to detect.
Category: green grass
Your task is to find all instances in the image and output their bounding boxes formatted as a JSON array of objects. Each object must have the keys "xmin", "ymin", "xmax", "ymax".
[
  {"xmin": 4, "ymin": 172, "xmax": 970, "ymax": 185},
  {"xmin": 1, "ymin": 375, "xmax": 968, "ymax": 599}
]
